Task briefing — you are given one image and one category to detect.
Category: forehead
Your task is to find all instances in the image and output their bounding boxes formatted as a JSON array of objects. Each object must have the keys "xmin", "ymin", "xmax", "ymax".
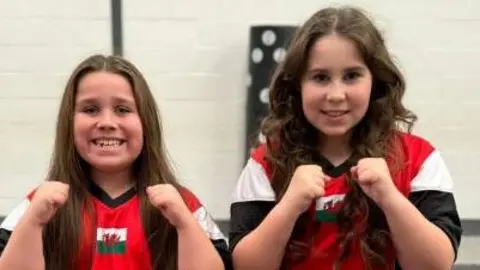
[
  {"xmin": 307, "ymin": 34, "xmax": 366, "ymax": 69},
  {"xmin": 76, "ymin": 71, "xmax": 135, "ymax": 102}
]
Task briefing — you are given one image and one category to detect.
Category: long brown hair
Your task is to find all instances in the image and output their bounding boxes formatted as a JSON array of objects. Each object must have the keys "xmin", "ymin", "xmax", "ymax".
[
  {"xmin": 260, "ymin": 6, "xmax": 417, "ymax": 269},
  {"xmin": 43, "ymin": 54, "xmax": 180, "ymax": 270}
]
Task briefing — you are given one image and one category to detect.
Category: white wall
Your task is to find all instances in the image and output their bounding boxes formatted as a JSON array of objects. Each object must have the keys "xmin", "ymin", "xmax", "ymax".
[
  {"xmin": 0, "ymin": 0, "xmax": 111, "ymax": 213},
  {"xmin": 0, "ymin": 0, "xmax": 479, "ymax": 220}
]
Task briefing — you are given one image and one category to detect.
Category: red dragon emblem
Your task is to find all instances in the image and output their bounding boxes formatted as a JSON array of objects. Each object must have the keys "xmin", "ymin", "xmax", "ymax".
[{"xmin": 102, "ymin": 233, "xmax": 120, "ymax": 247}]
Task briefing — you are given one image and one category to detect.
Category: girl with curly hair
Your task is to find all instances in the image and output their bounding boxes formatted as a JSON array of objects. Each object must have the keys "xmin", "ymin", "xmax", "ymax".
[{"xmin": 229, "ymin": 6, "xmax": 462, "ymax": 270}]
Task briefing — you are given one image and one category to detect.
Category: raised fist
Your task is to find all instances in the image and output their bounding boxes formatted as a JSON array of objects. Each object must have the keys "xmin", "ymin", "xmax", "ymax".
[{"xmin": 24, "ymin": 181, "xmax": 69, "ymax": 227}]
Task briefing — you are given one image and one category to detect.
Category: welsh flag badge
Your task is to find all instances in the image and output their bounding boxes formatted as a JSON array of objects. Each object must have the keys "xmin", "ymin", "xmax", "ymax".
[
  {"xmin": 315, "ymin": 194, "xmax": 345, "ymax": 222},
  {"xmin": 97, "ymin": 228, "xmax": 127, "ymax": 254}
]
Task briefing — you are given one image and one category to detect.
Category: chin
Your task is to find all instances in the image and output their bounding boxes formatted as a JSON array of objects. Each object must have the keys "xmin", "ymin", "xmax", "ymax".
[
  {"xmin": 318, "ymin": 126, "xmax": 352, "ymax": 138},
  {"xmin": 89, "ymin": 159, "xmax": 132, "ymax": 173}
]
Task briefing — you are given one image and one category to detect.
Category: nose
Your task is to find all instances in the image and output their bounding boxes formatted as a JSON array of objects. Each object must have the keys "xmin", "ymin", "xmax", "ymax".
[
  {"xmin": 325, "ymin": 81, "xmax": 346, "ymax": 102},
  {"xmin": 96, "ymin": 111, "xmax": 118, "ymax": 130}
]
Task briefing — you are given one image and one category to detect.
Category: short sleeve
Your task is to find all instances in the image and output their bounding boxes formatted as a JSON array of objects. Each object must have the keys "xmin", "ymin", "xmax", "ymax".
[
  {"xmin": 408, "ymin": 150, "xmax": 462, "ymax": 259},
  {"xmin": 181, "ymin": 187, "xmax": 233, "ymax": 269},
  {"xmin": 0, "ymin": 198, "xmax": 31, "ymax": 254},
  {"xmin": 229, "ymin": 157, "xmax": 277, "ymax": 251}
]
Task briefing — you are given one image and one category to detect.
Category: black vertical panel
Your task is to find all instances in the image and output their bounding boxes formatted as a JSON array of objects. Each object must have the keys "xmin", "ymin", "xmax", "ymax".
[
  {"xmin": 111, "ymin": 0, "xmax": 123, "ymax": 56},
  {"xmin": 245, "ymin": 25, "xmax": 297, "ymax": 161}
]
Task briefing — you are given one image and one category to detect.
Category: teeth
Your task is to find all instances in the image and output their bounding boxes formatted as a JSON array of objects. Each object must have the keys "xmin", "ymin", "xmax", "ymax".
[{"xmin": 95, "ymin": 139, "xmax": 122, "ymax": 147}]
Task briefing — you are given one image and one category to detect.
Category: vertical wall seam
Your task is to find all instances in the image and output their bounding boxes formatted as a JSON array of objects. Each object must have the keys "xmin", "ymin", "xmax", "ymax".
[{"xmin": 111, "ymin": 0, "xmax": 123, "ymax": 56}]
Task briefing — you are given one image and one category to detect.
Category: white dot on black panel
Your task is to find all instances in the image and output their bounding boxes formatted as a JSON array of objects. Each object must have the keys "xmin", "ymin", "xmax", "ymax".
[
  {"xmin": 273, "ymin": 48, "xmax": 286, "ymax": 63},
  {"xmin": 261, "ymin": 30, "xmax": 276, "ymax": 46},
  {"xmin": 251, "ymin": 48, "xmax": 263, "ymax": 63},
  {"xmin": 259, "ymin": 87, "xmax": 269, "ymax": 104}
]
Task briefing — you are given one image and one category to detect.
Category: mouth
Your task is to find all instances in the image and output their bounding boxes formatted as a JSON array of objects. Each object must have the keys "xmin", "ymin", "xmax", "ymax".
[
  {"xmin": 92, "ymin": 138, "xmax": 125, "ymax": 149},
  {"xmin": 321, "ymin": 110, "xmax": 349, "ymax": 117}
]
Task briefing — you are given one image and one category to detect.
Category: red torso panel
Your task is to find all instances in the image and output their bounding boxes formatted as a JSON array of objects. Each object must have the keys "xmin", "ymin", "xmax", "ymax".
[{"xmin": 78, "ymin": 194, "xmax": 151, "ymax": 270}]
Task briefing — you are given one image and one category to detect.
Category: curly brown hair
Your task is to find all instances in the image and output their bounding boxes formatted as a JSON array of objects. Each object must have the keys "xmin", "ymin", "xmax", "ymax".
[
  {"xmin": 259, "ymin": 6, "xmax": 417, "ymax": 269},
  {"xmin": 43, "ymin": 55, "xmax": 180, "ymax": 270}
]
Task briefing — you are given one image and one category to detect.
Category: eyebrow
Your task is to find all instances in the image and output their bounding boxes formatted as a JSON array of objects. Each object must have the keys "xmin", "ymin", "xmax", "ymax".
[
  {"xmin": 75, "ymin": 96, "xmax": 136, "ymax": 106},
  {"xmin": 307, "ymin": 65, "xmax": 367, "ymax": 73}
]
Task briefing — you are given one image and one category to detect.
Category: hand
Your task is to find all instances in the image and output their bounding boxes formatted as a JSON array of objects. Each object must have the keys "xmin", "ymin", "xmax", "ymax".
[
  {"xmin": 24, "ymin": 181, "xmax": 69, "ymax": 227},
  {"xmin": 146, "ymin": 184, "xmax": 194, "ymax": 229},
  {"xmin": 351, "ymin": 158, "xmax": 401, "ymax": 208},
  {"xmin": 280, "ymin": 165, "xmax": 330, "ymax": 217}
]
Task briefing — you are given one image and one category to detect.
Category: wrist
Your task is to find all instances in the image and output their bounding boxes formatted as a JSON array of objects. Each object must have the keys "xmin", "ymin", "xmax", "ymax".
[
  {"xmin": 22, "ymin": 209, "xmax": 45, "ymax": 229},
  {"xmin": 277, "ymin": 197, "xmax": 302, "ymax": 219},
  {"xmin": 377, "ymin": 189, "xmax": 407, "ymax": 213},
  {"xmin": 175, "ymin": 212, "xmax": 198, "ymax": 232},
  {"xmin": 18, "ymin": 214, "xmax": 45, "ymax": 232}
]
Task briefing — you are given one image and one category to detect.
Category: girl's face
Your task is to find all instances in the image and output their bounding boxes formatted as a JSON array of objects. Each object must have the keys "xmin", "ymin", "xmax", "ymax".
[
  {"xmin": 300, "ymin": 34, "xmax": 372, "ymax": 141},
  {"xmin": 73, "ymin": 71, "xmax": 144, "ymax": 173}
]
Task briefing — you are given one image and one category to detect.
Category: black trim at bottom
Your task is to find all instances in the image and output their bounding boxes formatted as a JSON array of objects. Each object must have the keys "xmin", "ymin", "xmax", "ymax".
[
  {"xmin": 461, "ymin": 219, "xmax": 480, "ymax": 236},
  {"xmin": 453, "ymin": 266, "xmax": 480, "ymax": 270}
]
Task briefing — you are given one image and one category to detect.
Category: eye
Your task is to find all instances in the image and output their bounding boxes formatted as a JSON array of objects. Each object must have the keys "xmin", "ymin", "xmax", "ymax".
[
  {"xmin": 116, "ymin": 105, "xmax": 132, "ymax": 114},
  {"xmin": 344, "ymin": 71, "xmax": 361, "ymax": 81},
  {"xmin": 312, "ymin": 73, "xmax": 330, "ymax": 83},
  {"xmin": 82, "ymin": 105, "xmax": 98, "ymax": 115}
]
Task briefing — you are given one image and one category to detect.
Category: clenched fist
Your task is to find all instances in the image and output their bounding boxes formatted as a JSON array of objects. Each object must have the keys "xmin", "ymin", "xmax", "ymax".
[
  {"xmin": 351, "ymin": 158, "xmax": 399, "ymax": 208},
  {"xmin": 24, "ymin": 181, "xmax": 69, "ymax": 227},
  {"xmin": 280, "ymin": 165, "xmax": 330, "ymax": 217},
  {"xmin": 146, "ymin": 184, "xmax": 194, "ymax": 229}
]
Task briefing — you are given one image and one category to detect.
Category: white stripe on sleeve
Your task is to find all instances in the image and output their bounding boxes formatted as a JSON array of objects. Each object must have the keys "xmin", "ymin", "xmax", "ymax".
[
  {"xmin": 0, "ymin": 199, "xmax": 30, "ymax": 231},
  {"xmin": 231, "ymin": 158, "xmax": 276, "ymax": 203},
  {"xmin": 193, "ymin": 206, "xmax": 226, "ymax": 241},
  {"xmin": 411, "ymin": 150, "xmax": 454, "ymax": 193}
]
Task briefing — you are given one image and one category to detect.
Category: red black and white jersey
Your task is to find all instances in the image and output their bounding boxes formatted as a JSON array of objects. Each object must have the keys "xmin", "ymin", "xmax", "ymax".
[
  {"xmin": 0, "ymin": 182, "xmax": 230, "ymax": 270},
  {"xmin": 229, "ymin": 133, "xmax": 462, "ymax": 269}
]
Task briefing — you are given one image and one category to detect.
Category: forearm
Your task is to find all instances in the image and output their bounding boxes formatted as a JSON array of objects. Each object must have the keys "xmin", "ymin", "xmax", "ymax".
[
  {"xmin": 381, "ymin": 192, "xmax": 455, "ymax": 270},
  {"xmin": 177, "ymin": 217, "xmax": 224, "ymax": 270},
  {"xmin": 232, "ymin": 201, "xmax": 299, "ymax": 270},
  {"xmin": 0, "ymin": 218, "xmax": 44, "ymax": 270}
]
